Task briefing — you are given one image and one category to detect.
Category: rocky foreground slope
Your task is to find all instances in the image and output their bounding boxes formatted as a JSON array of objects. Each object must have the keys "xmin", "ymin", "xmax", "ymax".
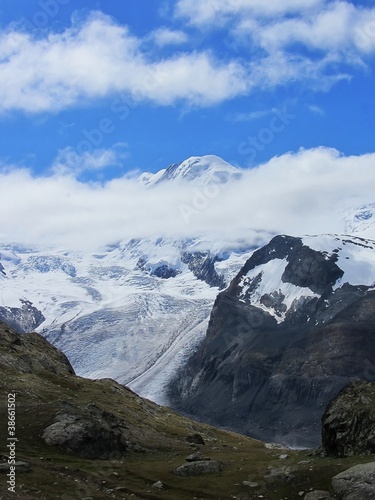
[
  {"xmin": 1, "ymin": 321, "xmax": 375, "ymax": 499},
  {"xmin": 169, "ymin": 234, "xmax": 375, "ymax": 448}
]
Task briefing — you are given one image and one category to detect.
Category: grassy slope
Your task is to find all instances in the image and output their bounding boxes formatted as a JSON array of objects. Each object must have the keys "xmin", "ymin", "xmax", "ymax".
[{"xmin": 0, "ymin": 324, "xmax": 373, "ymax": 500}]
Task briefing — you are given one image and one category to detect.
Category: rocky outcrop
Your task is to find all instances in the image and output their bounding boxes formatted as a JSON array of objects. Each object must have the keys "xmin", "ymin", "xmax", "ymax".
[
  {"xmin": 0, "ymin": 322, "xmax": 74, "ymax": 375},
  {"xmin": 173, "ymin": 460, "xmax": 223, "ymax": 476},
  {"xmin": 322, "ymin": 381, "xmax": 375, "ymax": 457},
  {"xmin": 0, "ymin": 299, "xmax": 45, "ymax": 333},
  {"xmin": 332, "ymin": 462, "xmax": 375, "ymax": 499},
  {"xmin": 169, "ymin": 235, "xmax": 375, "ymax": 447},
  {"xmin": 43, "ymin": 403, "xmax": 128, "ymax": 459},
  {"xmin": 181, "ymin": 251, "xmax": 226, "ymax": 288}
]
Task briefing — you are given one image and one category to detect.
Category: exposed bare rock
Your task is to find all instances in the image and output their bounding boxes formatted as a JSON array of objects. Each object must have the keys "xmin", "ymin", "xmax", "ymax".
[
  {"xmin": 170, "ymin": 235, "xmax": 375, "ymax": 447},
  {"xmin": 304, "ymin": 491, "xmax": 331, "ymax": 499},
  {"xmin": 322, "ymin": 381, "xmax": 375, "ymax": 457},
  {"xmin": 43, "ymin": 404, "xmax": 128, "ymax": 459},
  {"xmin": 0, "ymin": 322, "xmax": 74, "ymax": 375},
  {"xmin": 173, "ymin": 460, "xmax": 222, "ymax": 476},
  {"xmin": 332, "ymin": 462, "xmax": 375, "ymax": 499}
]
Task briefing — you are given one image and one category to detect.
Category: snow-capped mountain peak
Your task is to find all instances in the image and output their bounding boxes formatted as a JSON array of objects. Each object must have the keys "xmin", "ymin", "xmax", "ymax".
[
  {"xmin": 233, "ymin": 233, "xmax": 375, "ymax": 324},
  {"xmin": 139, "ymin": 155, "xmax": 242, "ymax": 187}
]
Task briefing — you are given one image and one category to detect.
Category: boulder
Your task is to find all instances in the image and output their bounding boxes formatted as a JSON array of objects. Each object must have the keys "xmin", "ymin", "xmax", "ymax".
[
  {"xmin": 43, "ymin": 403, "xmax": 128, "ymax": 459},
  {"xmin": 173, "ymin": 460, "xmax": 222, "ymax": 477},
  {"xmin": 304, "ymin": 491, "xmax": 331, "ymax": 500},
  {"xmin": 322, "ymin": 381, "xmax": 375, "ymax": 457},
  {"xmin": 332, "ymin": 462, "xmax": 375, "ymax": 499},
  {"xmin": 186, "ymin": 452, "xmax": 205, "ymax": 462},
  {"xmin": 0, "ymin": 461, "xmax": 31, "ymax": 473},
  {"xmin": 264, "ymin": 466, "xmax": 296, "ymax": 483},
  {"xmin": 242, "ymin": 481, "xmax": 258, "ymax": 488},
  {"xmin": 151, "ymin": 481, "xmax": 164, "ymax": 489},
  {"xmin": 186, "ymin": 433, "xmax": 205, "ymax": 445}
]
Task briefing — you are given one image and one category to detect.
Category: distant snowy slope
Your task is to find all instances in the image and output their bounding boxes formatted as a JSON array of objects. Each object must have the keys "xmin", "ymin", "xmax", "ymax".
[
  {"xmin": 0, "ymin": 236, "xmax": 258, "ymax": 404},
  {"xmin": 344, "ymin": 203, "xmax": 375, "ymax": 238}
]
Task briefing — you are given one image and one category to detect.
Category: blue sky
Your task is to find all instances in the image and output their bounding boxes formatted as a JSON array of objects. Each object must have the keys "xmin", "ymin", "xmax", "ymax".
[
  {"xmin": 1, "ymin": 1, "xmax": 375, "ymax": 249},
  {"xmin": 0, "ymin": 0, "xmax": 375, "ymax": 180}
]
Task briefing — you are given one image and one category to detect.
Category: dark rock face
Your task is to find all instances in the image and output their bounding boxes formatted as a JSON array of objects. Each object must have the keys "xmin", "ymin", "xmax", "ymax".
[
  {"xmin": 228, "ymin": 235, "xmax": 344, "ymax": 300},
  {"xmin": 322, "ymin": 381, "xmax": 375, "ymax": 457},
  {"xmin": 181, "ymin": 251, "xmax": 226, "ymax": 288},
  {"xmin": 43, "ymin": 404, "xmax": 128, "ymax": 459},
  {"xmin": 137, "ymin": 248, "xmax": 226, "ymax": 286},
  {"xmin": 153, "ymin": 264, "xmax": 180, "ymax": 279},
  {"xmin": 169, "ymin": 235, "xmax": 375, "ymax": 447},
  {"xmin": 0, "ymin": 299, "xmax": 45, "ymax": 333},
  {"xmin": 137, "ymin": 258, "xmax": 180, "ymax": 279}
]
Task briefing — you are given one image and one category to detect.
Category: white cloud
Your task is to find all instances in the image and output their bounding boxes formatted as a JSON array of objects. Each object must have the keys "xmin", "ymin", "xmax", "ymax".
[
  {"xmin": 51, "ymin": 146, "xmax": 125, "ymax": 176},
  {"xmin": 1, "ymin": 148, "xmax": 375, "ymax": 250},
  {"xmin": 250, "ymin": 1, "xmax": 375, "ymax": 59},
  {"xmin": 175, "ymin": 0, "xmax": 323, "ymax": 25},
  {"xmin": 0, "ymin": 5, "xmax": 373, "ymax": 114},
  {"xmin": 246, "ymin": 51, "xmax": 350, "ymax": 91},
  {"xmin": 176, "ymin": 1, "xmax": 375, "ymax": 93},
  {"xmin": 309, "ymin": 105, "xmax": 324, "ymax": 115},
  {"xmin": 148, "ymin": 28, "xmax": 188, "ymax": 46},
  {"xmin": 238, "ymin": 2, "xmax": 375, "ymax": 61},
  {"xmin": 0, "ymin": 12, "xmax": 249, "ymax": 113}
]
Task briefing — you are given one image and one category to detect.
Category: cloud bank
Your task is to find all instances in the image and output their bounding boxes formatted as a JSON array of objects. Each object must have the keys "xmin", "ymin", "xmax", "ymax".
[
  {"xmin": 0, "ymin": 2, "xmax": 375, "ymax": 113},
  {"xmin": 1, "ymin": 148, "xmax": 374, "ymax": 250},
  {"xmin": 0, "ymin": 12, "xmax": 247, "ymax": 112}
]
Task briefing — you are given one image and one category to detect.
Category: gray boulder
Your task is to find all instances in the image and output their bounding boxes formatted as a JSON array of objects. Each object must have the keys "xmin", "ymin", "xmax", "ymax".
[
  {"xmin": 304, "ymin": 491, "xmax": 331, "ymax": 499},
  {"xmin": 186, "ymin": 452, "xmax": 205, "ymax": 462},
  {"xmin": 264, "ymin": 466, "xmax": 297, "ymax": 483},
  {"xmin": 332, "ymin": 462, "xmax": 375, "ymax": 499},
  {"xmin": 43, "ymin": 403, "xmax": 128, "ymax": 459},
  {"xmin": 173, "ymin": 460, "xmax": 222, "ymax": 477},
  {"xmin": 0, "ymin": 461, "xmax": 31, "ymax": 473},
  {"xmin": 151, "ymin": 481, "xmax": 164, "ymax": 489}
]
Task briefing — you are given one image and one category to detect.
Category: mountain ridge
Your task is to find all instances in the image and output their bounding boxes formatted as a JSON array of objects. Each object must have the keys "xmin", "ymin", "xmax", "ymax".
[{"xmin": 169, "ymin": 233, "xmax": 375, "ymax": 447}]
